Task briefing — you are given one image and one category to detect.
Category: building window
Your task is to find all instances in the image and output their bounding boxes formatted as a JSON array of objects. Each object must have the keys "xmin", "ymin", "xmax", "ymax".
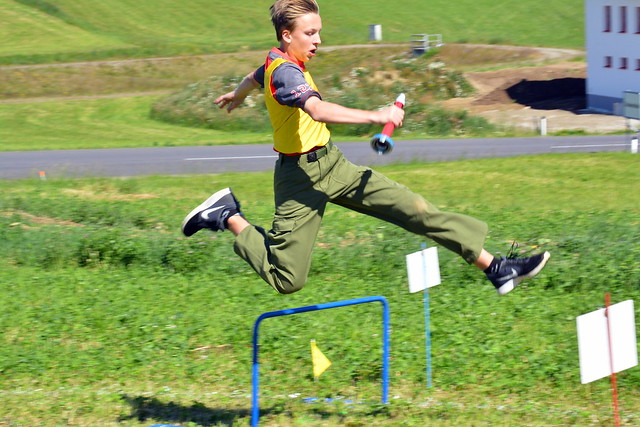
[
  {"xmin": 620, "ymin": 57, "xmax": 628, "ymax": 69},
  {"xmin": 636, "ymin": 59, "xmax": 640, "ymax": 71},
  {"xmin": 620, "ymin": 6, "xmax": 628, "ymax": 33},
  {"xmin": 605, "ymin": 56, "xmax": 613, "ymax": 68},
  {"xmin": 604, "ymin": 5, "xmax": 612, "ymax": 32},
  {"xmin": 636, "ymin": 7, "xmax": 640, "ymax": 33}
]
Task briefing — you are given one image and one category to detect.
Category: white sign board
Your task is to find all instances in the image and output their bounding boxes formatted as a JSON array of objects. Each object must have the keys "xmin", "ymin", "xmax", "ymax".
[
  {"xmin": 576, "ymin": 300, "xmax": 638, "ymax": 384},
  {"xmin": 406, "ymin": 247, "xmax": 441, "ymax": 293}
]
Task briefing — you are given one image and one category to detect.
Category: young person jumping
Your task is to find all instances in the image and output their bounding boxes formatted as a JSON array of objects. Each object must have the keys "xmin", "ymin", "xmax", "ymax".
[{"xmin": 181, "ymin": 0, "xmax": 550, "ymax": 296}]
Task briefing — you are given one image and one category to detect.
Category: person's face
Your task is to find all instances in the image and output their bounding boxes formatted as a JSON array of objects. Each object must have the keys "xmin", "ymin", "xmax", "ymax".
[{"xmin": 282, "ymin": 13, "xmax": 322, "ymax": 62}]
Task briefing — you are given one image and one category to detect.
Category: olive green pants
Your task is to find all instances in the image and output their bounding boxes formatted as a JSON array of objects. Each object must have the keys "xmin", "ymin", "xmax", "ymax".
[{"xmin": 233, "ymin": 143, "xmax": 487, "ymax": 294}]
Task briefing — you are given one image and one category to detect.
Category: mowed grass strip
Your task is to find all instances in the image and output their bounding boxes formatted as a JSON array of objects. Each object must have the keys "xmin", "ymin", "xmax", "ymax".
[{"xmin": 0, "ymin": 50, "xmax": 267, "ymax": 99}]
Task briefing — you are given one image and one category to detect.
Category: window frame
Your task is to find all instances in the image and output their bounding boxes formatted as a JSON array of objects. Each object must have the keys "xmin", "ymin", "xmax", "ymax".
[
  {"xmin": 620, "ymin": 57, "xmax": 628, "ymax": 69},
  {"xmin": 605, "ymin": 56, "xmax": 613, "ymax": 68},
  {"xmin": 620, "ymin": 6, "xmax": 628, "ymax": 33},
  {"xmin": 604, "ymin": 5, "xmax": 612, "ymax": 32}
]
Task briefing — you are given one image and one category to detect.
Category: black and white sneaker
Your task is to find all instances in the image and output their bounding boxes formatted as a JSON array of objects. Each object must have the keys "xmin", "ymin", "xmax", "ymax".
[
  {"xmin": 485, "ymin": 251, "xmax": 550, "ymax": 295},
  {"xmin": 181, "ymin": 188, "xmax": 241, "ymax": 236}
]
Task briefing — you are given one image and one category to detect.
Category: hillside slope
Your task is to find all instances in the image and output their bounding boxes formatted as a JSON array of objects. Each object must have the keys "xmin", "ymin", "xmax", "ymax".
[
  {"xmin": 0, "ymin": 0, "xmax": 134, "ymax": 57},
  {"xmin": 3, "ymin": 0, "xmax": 584, "ymax": 64}
]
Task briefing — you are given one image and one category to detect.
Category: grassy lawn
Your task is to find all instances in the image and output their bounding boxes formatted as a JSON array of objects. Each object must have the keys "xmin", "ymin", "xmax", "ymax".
[
  {"xmin": 1, "ymin": 153, "xmax": 638, "ymax": 425},
  {"xmin": 2, "ymin": 0, "xmax": 584, "ymax": 64},
  {"xmin": 0, "ymin": 95, "xmax": 273, "ymax": 150},
  {"xmin": 0, "ymin": 0, "xmax": 135, "ymax": 58}
]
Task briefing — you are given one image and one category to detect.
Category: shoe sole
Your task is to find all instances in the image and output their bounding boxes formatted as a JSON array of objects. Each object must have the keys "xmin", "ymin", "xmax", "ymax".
[
  {"xmin": 521, "ymin": 251, "xmax": 551, "ymax": 279},
  {"xmin": 497, "ymin": 251, "xmax": 551, "ymax": 296},
  {"xmin": 181, "ymin": 187, "xmax": 232, "ymax": 236}
]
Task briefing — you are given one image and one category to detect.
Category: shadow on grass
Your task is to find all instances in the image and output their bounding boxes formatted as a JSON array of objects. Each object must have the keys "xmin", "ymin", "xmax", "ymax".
[
  {"xmin": 118, "ymin": 394, "xmax": 346, "ymax": 426},
  {"xmin": 118, "ymin": 395, "xmax": 255, "ymax": 426}
]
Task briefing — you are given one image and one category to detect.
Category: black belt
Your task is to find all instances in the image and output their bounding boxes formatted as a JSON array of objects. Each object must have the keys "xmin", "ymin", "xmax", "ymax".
[{"xmin": 279, "ymin": 140, "xmax": 333, "ymax": 163}]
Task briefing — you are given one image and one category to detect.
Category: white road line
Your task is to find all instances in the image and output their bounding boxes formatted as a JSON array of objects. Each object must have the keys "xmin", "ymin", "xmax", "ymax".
[
  {"xmin": 184, "ymin": 155, "xmax": 278, "ymax": 161},
  {"xmin": 551, "ymin": 144, "xmax": 629, "ymax": 149}
]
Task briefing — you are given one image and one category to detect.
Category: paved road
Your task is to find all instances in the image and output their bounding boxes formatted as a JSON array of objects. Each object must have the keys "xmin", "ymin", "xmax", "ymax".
[{"xmin": 0, "ymin": 135, "xmax": 632, "ymax": 179}]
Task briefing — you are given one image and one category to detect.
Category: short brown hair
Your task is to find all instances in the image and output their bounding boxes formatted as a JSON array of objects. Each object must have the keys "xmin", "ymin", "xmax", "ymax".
[{"xmin": 270, "ymin": 0, "xmax": 319, "ymax": 41}]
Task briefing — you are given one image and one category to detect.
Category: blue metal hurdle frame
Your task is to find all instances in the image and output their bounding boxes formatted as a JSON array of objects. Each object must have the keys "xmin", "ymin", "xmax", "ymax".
[{"xmin": 251, "ymin": 296, "xmax": 390, "ymax": 426}]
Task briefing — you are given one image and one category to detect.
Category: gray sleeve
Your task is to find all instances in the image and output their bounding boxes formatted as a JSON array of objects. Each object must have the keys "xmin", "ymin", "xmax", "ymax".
[
  {"xmin": 253, "ymin": 65, "xmax": 266, "ymax": 88},
  {"xmin": 270, "ymin": 62, "xmax": 322, "ymax": 109}
]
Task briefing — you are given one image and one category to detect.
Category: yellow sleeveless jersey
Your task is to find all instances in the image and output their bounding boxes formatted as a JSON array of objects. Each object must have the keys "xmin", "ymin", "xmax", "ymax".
[{"xmin": 264, "ymin": 57, "xmax": 331, "ymax": 154}]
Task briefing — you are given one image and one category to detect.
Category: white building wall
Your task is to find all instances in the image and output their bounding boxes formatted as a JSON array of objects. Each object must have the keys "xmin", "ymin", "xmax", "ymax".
[{"xmin": 585, "ymin": 0, "xmax": 640, "ymax": 113}]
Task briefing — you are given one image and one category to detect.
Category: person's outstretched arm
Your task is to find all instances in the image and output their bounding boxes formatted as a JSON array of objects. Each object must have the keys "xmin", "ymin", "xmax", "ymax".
[
  {"xmin": 303, "ymin": 96, "xmax": 404, "ymax": 127},
  {"xmin": 214, "ymin": 71, "xmax": 261, "ymax": 113}
]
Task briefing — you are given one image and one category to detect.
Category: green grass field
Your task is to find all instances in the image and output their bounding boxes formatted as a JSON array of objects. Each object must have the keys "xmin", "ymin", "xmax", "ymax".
[
  {"xmin": 1, "ymin": 154, "xmax": 639, "ymax": 426},
  {"xmin": 4, "ymin": 2, "xmax": 637, "ymax": 425},
  {"xmin": 2, "ymin": 0, "xmax": 584, "ymax": 64},
  {"xmin": 0, "ymin": 95, "xmax": 272, "ymax": 151},
  {"xmin": 0, "ymin": 0, "xmax": 135, "ymax": 59}
]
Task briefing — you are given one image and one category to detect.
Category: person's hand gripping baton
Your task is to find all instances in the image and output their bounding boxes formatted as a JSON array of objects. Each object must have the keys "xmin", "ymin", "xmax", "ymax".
[{"xmin": 370, "ymin": 93, "xmax": 406, "ymax": 155}]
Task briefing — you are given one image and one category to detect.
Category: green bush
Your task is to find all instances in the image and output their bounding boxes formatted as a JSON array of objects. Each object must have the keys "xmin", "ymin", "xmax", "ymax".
[
  {"xmin": 149, "ymin": 54, "xmax": 496, "ymax": 138},
  {"xmin": 150, "ymin": 76, "xmax": 271, "ymax": 133}
]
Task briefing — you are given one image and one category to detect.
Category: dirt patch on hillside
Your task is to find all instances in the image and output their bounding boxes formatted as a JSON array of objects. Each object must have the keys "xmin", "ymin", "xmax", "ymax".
[
  {"xmin": 62, "ymin": 188, "xmax": 157, "ymax": 201},
  {"xmin": 2, "ymin": 210, "xmax": 83, "ymax": 228},
  {"xmin": 443, "ymin": 61, "xmax": 632, "ymax": 133}
]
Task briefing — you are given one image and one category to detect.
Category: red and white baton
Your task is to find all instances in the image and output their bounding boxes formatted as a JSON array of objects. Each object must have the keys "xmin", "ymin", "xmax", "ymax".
[{"xmin": 370, "ymin": 93, "xmax": 406, "ymax": 155}]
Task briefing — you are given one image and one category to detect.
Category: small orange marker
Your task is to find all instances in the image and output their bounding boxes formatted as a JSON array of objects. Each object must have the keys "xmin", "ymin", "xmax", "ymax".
[{"xmin": 39, "ymin": 171, "xmax": 47, "ymax": 180}]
